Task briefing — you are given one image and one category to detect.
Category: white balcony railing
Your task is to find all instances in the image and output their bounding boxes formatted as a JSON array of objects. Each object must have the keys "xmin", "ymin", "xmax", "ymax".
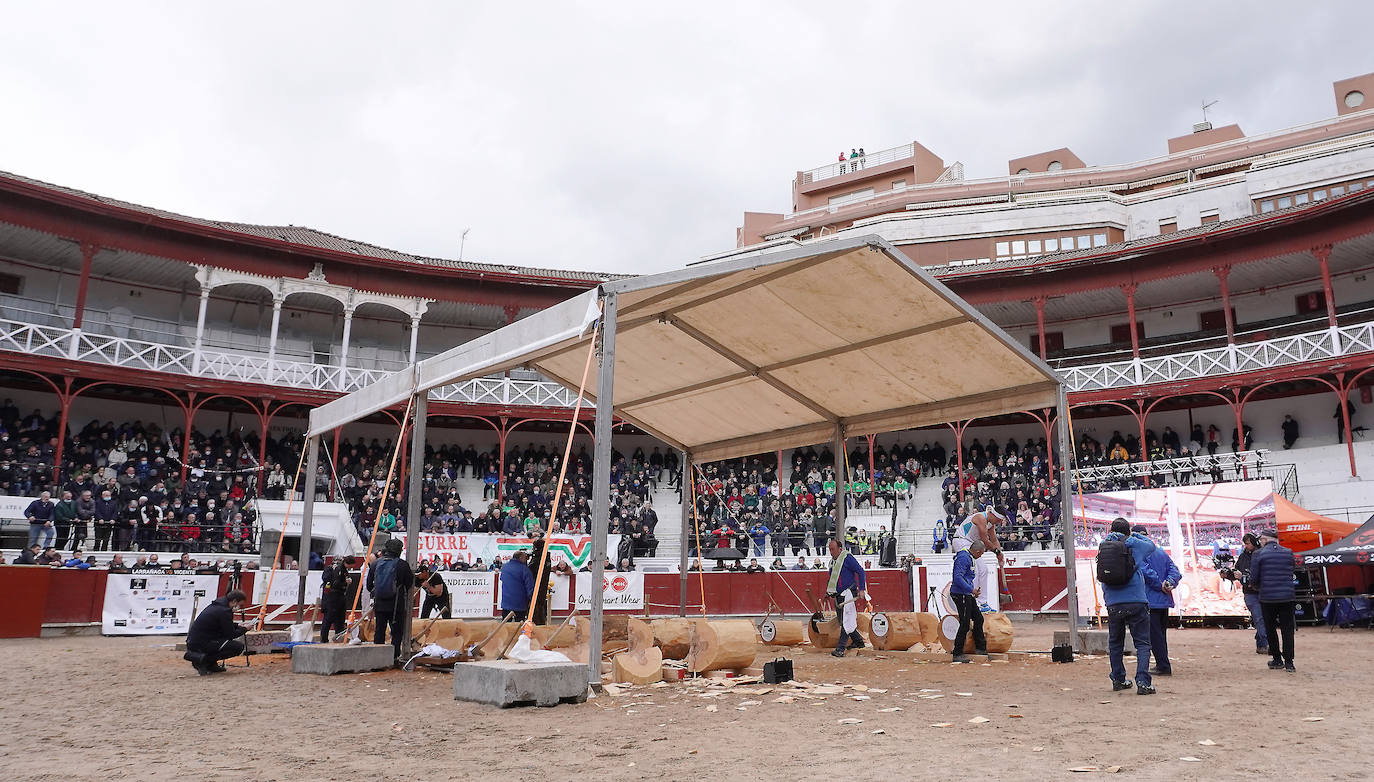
[
  {"xmin": 800, "ymin": 143, "xmax": 917, "ymax": 185},
  {"xmin": 2, "ymin": 316, "xmax": 1372, "ymax": 408}
]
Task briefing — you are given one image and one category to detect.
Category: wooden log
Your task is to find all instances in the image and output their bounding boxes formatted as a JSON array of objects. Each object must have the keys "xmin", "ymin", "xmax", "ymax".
[
  {"xmin": 937, "ymin": 611, "xmax": 1014, "ymax": 653},
  {"xmin": 627, "ymin": 617, "xmax": 655, "ymax": 653},
  {"xmin": 574, "ymin": 614, "xmax": 631, "ymax": 651},
  {"xmin": 613, "ymin": 647, "xmax": 664, "ymax": 685},
  {"xmin": 759, "ymin": 618, "xmax": 807, "ymax": 646},
  {"xmin": 915, "ymin": 612, "xmax": 940, "ymax": 648},
  {"xmin": 806, "ymin": 611, "xmax": 871, "ymax": 649},
  {"xmin": 869, "ymin": 612, "xmax": 922, "ymax": 651},
  {"xmin": 533, "ymin": 621, "xmax": 579, "ymax": 649},
  {"xmin": 686, "ymin": 619, "xmax": 758, "ymax": 673},
  {"xmin": 649, "ymin": 618, "xmax": 692, "ymax": 659},
  {"xmin": 411, "ymin": 618, "xmax": 467, "ymax": 647}
]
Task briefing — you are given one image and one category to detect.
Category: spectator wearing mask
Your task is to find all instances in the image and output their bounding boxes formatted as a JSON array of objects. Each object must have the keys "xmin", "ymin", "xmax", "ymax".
[
  {"xmin": 1133, "ymin": 525, "xmax": 1181, "ymax": 676},
  {"xmin": 1234, "ymin": 533, "xmax": 1268, "ymax": 655},
  {"xmin": 1250, "ymin": 529, "xmax": 1297, "ymax": 672},
  {"xmin": 1097, "ymin": 517, "xmax": 1163, "ymax": 695}
]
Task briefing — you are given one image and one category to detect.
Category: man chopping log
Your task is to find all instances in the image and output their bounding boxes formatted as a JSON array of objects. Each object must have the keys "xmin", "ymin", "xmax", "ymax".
[
  {"xmin": 953, "ymin": 505, "xmax": 1009, "ymax": 597},
  {"xmin": 826, "ymin": 537, "xmax": 870, "ymax": 658}
]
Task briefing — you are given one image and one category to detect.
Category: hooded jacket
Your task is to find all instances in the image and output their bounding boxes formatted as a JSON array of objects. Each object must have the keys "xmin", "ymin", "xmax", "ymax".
[
  {"xmin": 1135, "ymin": 534, "xmax": 1183, "ymax": 609},
  {"xmin": 1101, "ymin": 532, "xmax": 1163, "ymax": 606}
]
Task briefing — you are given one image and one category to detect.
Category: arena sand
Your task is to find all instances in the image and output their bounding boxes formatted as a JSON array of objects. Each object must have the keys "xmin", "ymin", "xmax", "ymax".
[{"xmin": 0, "ymin": 622, "xmax": 1370, "ymax": 781}]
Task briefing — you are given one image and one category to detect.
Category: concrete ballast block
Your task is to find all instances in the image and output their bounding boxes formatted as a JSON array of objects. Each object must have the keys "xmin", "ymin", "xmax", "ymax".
[
  {"xmin": 292, "ymin": 643, "xmax": 396, "ymax": 674},
  {"xmin": 452, "ymin": 660, "xmax": 589, "ymax": 708}
]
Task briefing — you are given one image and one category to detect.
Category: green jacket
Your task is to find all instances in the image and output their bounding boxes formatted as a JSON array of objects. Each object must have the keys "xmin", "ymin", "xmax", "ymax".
[{"xmin": 54, "ymin": 499, "xmax": 79, "ymax": 523}]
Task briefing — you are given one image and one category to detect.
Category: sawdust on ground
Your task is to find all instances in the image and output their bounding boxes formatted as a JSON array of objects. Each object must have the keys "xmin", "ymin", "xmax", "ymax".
[{"xmin": 0, "ymin": 622, "xmax": 1369, "ymax": 781}]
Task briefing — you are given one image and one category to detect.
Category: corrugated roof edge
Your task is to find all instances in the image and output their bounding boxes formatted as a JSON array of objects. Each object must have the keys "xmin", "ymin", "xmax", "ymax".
[{"xmin": 0, "ymin": 169, "xmax": 630, "ymax": 285}]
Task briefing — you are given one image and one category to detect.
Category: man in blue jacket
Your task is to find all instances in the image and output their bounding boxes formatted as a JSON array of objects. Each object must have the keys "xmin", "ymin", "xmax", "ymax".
[
  {"xmin": 499, "ymin": 549, "xmax": 536, "ymax": 622},
  {"xmin": 950, "ymin": 541, "xmax": 987, "ymax": 663},
  {"xmin": 1100, "ymin": 518, "xmax": 1163, "ymax": 694},
  {"xmin": 1133, "ymin": 525, "xmax": 1182, "ymax": 676},
  {"xmin": 826, "ymin": 538, "xmax": 869, "ymax": 657},
  {"xmin": 1249, "ymin": 529, "xmax": 1297, "ymax": 672}
]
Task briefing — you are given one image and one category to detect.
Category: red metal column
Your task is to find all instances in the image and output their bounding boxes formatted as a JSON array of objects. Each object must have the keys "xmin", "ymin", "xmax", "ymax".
[
  {"xmin": 72, "ymin": 243, "xmax": 97, "ymax": 330},
  {"xmin": 1314, "ymin": 244, "xmax": 1338, "ymax": 328},
  {"xmin": 949, "ymin": 420, "xmax": 968, "ymax": 504},
  {"xmin": 51, "ymin": 378, "xmax": 73, "ymax": 487},
  {"xmin": 1121, "ymin": 283, "xmax": 1140, "ymax": 358},
  {"xmin": 1338, "ymin": 378, "xmax": 1358, "ymax": 477},
  {"xmin": 1032, "ymin": 295, "xmax": 1048, "ymax": 360},
  {"xmin": 1213, "ymin": 265, "xmax": 1236, "ymax": 343}
]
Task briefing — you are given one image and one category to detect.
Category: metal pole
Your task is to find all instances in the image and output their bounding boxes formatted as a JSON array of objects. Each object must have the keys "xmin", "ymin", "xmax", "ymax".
[
  {"xmin": 296, "ymin": 435, "xmax": 319, "ymax": 621},
  {"xmin": 1056, "ymin": 386, "xmax": 1081, "ymax": 651},
  {"xmin": 678, "ymin": 450, "xmax": 691, "ymax": 617},
  {"xmin": 833, "ymin": 423, "xmax": 846, "ymax": 543},
  {"xmin": 401, "ymin": 392, "xmax": 426, "ymax": 655},
  {"xmin": 588, "ymin": 292, "xmax": 618, "ymax": 687}
]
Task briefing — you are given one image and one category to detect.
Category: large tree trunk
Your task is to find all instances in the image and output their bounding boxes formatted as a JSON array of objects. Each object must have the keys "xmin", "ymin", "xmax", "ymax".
[
  {"xmin": 686, "ymin": 620, "xmax": 759, "ymax": 673},
  {"xmin": 759, "ymin": 618, "xmax": 807, "ymax": 646},
  {"xmin": 613, "ymin": 647, "xmax": 664, "ymax": 684},
  {"xmin": 806, "ymin": 612, "xmax": 871, "ymax": 649},
  {"xmin": 868, "ymin": 612, "xmax": 941, "ymax": 651},
  {"xmin": 938, "ymin": 611, "xmax": 1014, "ymax": 653},
  {"xmin": 649, "ymin": 618, "xmax": 693, "ymax": 660},
  {"xmin": 410, "ymin": 618, "xmax": 467, "ymax": 648},
  {"xmin": 627, "ymin": 617, "xmax": 655, "ymax": 653}
]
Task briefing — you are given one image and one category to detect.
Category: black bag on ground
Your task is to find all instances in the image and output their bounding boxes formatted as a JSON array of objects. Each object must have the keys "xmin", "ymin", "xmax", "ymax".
[
  {"xmin": 1095, "ymin": 538, "xmax": 1136, "ymax": 586},
  {"xmin": 763, "ymin": 657, "xmax": 793, "ymax": 684},
  {"xmin": 1051, "ymin": 644, "xmax": 1074, "ymax": 663}
]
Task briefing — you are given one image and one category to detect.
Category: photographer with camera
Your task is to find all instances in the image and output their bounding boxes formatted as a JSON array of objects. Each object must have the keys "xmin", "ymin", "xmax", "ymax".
[{"xmin": 1234, "ymin": 533, "xmax": 1267, "ymax": 655}]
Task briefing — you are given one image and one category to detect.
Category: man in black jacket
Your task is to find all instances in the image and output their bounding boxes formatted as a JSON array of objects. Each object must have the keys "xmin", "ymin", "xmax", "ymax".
[
  {"xmin": 1235, "ymin": 533, "xmax": 1268, "ymax": 656},
  {"xmin": 366, "ymin": 539, "xmax": 413, "ymax": 663},
  {"xmin": 184, "ymin": 589, "xmax": 249, "ymax": 675}
]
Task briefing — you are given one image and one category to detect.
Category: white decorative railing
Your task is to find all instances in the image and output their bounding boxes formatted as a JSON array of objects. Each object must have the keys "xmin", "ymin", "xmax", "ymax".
[
  {"xmin": 3, "ymin": 316, "xmax": 1373, "ymax": 409},
  {"xmin": 1058, "ymin": 323, "xmax": 1372, "ymax": 392},
  {"xmin": 800, "ymin": 143, "xmax": 917, "ymax": 184}
]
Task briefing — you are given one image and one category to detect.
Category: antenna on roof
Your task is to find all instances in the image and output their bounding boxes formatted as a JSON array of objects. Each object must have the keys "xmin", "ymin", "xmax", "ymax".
[
  {"xmin": 458, "ymin": 227, "xmax": 471, "ymax": 262},
  {"xmin": 1195, "ymin": 100, "xmax": 1218, "ymax": 133}
]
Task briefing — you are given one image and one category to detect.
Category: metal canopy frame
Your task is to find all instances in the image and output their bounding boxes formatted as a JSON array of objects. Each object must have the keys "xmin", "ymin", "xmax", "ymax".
[{"xmin": 300, "ymin": 234, "xmax": 1081, "ymax": 684}]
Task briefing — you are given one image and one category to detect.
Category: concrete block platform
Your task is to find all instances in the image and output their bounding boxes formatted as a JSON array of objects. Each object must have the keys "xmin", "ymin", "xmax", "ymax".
[
  {"xmin": 453, "ymin": 660, "xmax": 589, "ymax": 708},
  {"xmin": 1054, "ymin": 630, "xmax": 1127, "ymax": 656},
  {"xmin": 292, "ymin": 643, "xmax": 396, "ymax": 674},
  {"xmin": 244, "ymin": 629, "xmax": 290, "ymax": 655}
]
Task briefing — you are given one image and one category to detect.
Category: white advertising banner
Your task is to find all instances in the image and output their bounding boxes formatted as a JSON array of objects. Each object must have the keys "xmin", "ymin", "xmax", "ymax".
[
  {"xmin": 252, "ymin": 571, "xmax": 324, "ymax": 607},
  {"xmin": 438, "ymin": 570, "xmax": 497, "ymax": 618},
  {"xmin": 920, "ymin": 554, "xmax": 999, "ymax": 619},
  {"xmin": 102, "ymin": 571, "xmax": 221, "ymax": 635},
  {"xmin": 0, "ymin": 495, "xmax": 32, "ymax": 521},
  {"xmin": 574, "ymin": 571, "xmax": 644, "ymax": 611}
]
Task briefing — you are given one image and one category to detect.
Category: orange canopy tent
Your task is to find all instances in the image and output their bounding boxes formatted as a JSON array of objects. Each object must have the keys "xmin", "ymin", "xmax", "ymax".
[{"xmin": 1273, "ymin": 495, "xmax": 1360, "ymax": 553}]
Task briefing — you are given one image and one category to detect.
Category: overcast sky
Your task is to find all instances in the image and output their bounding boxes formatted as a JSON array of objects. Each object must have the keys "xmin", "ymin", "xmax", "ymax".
[{"xmin": 1, "ymin": 2, "xmax": 1370, "ymax": 276}]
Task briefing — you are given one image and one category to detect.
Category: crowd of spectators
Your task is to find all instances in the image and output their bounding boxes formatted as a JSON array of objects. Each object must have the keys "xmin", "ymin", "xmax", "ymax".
[{"xmin": 937, "ymin": 436, "xmax": 1062, "ymax": 553}]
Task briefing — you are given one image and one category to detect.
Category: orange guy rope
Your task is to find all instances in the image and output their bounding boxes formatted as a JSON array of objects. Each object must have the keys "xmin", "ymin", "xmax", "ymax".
[
  {"xmin": 688, "ymin": 469, "xmax": 706, "ymax": 616},
  {"xmin": 346, "ymin": 396, "xmax": 417, "ymax": 621},
  {"xmin": 253, "ymin": 443, "xmax": 310, "ymax": 629},
  {"xmin": 1064, "ymin": 406, "xmax": 1101, "ymax": 617},
  {"xmin": 522, "ymin": 319, "xmax": 600, "ymax": 636}
]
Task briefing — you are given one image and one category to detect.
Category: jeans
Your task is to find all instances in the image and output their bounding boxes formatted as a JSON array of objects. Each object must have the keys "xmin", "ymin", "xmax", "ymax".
[
  {"xmin": 1244, "ymin": 593, "xmax": 1267, "ymax": 649},
  {"xmin": 1261, "ymin": 601, "xmax": 1296, "ymax": 666},
  {"xmin": 951, "ymin": 593, "xmax": 986, "ymax": 654},
  {"xmin": 1106, "ymin": 601, "xmax": 1152, "ymax": 686},
  {"xmin": 1148, "ymin": 607, "xmax": 1171, "ymax": 672},
  {"xmin": 28, "ymin": 523, "xmax": 54, "ymax": 549}
]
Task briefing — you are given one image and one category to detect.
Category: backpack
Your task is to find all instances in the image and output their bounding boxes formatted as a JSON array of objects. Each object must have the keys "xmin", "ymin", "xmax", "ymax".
[
  {"xmin": 372, "ymin": 557, "xmax": 400, "ymax": 601},
  {"xmin": 1096, "ymin": 538, "xmax": 1136, "ymax": 586}
]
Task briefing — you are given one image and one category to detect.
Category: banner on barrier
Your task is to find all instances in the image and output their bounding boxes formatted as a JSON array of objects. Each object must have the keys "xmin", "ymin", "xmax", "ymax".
[
  {"xmin": 438, "ymin": 571, "xmax": 497, "ymax": 617},
  {"xmin": 550, "ymin": 571, "xmax": 645, "ymax": 610},
  {"xmin": 406, "ymin": 533, "xmax": 621, "ymax": 571},
  {"xmin": 102, "ymin": 571, "xmax": 221, "ymax": 635},
  {"xmin": 252, "ymin": 571, "xmax": 324, "ymax": 607}
]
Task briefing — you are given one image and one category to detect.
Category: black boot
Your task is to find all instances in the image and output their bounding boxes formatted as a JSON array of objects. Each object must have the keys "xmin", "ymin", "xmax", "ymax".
[
  {"xmin": 849, "ymin": 631, "xmax": 865, "ymax": 650},
  {"xmin": 183, "ymin": 650, "xmax": 210, "ymax": 675},
  {"xmin": 832, "ymin": 636, "xmax": 849, "ymax": 658}
]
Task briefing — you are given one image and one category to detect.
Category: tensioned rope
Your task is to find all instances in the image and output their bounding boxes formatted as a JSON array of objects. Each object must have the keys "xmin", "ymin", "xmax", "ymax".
[
  {"xmin": 521, "ymin": 317, "xmax": 600, "ymax": 638},
  {"xmin": 1064, "ymin": 406, "xmax": 1101, "ymax": 617},
  {"xmin": 346, "ymin": 396, "xmax": 417, "ymax": 623},
  {"xmin": 253, "ymin": 443, "xmax": 310, "ymax": 629},
  {"xmin": 686, "ymin": 470, "xmax": 706, "ymax": 616}
]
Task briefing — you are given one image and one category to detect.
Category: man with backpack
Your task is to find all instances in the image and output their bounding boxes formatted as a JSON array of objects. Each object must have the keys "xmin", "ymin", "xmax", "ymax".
[
  {"xmin": 1096, "ymin": 518, "xmax": 1164, "ymax": 695},
  {"xmin": 366, "ymin": 539, "xmax": 413, "ymax": 664}
]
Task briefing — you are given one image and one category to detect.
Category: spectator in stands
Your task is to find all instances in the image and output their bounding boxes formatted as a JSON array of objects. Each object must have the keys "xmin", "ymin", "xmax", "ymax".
[
  {"xmin": 24, "ymin": 490, "xmax": 55, "ymax": 549},
  {"xmin": 745, "ymin": 558, "xmax": 765, "ymax": 573},
  {"xmin": 1281, "ymin": 415, "xmax": 1300, "ymax": 449},
  {"xmin": 15, "ymin": 544, "xmax": 39, "ymax": 565}
]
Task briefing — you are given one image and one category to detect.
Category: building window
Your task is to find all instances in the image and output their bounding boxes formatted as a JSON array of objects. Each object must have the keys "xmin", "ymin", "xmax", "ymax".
[
  {"xmin": 1045, "ymin": 238, "xmax": 1059, "ymax": 252},
  {"xmin": 1295, "ymin": 192, "xmax": 1309, "ymax": 205},
  {"xmin": 1200, "ymin": 213, "xmax": 1220, "ymax": 225},
  {"xmin": 1017, "ymin": 168, "xmax": 1030, "ymax": 175},
  {"xmin": 1077, "ymin": 235, "xmax": 1091, "ymax": 249},
  {"xmin": 1277, "ymin": 196, "xmax": 1292, "ymax": 209},
  {"xmin": 892, "ymin": 179, "xmax": 905, "ymax": 190},
  {"xmin": 1259, "ymin": 200, "xmax": 1275, "ymax": 213},
  {"xmin": 1346, "ymin": 90, "xmax": 1366, "ymax": 109},
  {"xmin": 1159, "ymin": 221, "xmax": 1178, "ymax": 234},
  {"xmin": 1047, "ymin": 161, "xmax": 1063, "ymax": 172},
  {"xmin": 1199, "ymin": 308, "xmax": 1235, "ymax": 333},
  {"xmin": 1093, "ymin": 233, "xmax": 1108, "ymax": 247},
  {"xmin": 1313, "ymin": 190, "xmax": 1327, "ymax": 201},
  {"xmin": 0, "ymin": 272, "xmax": 20, "ymax": 295},
  {"xmin": 995, "ymin": 241, "xmax": 1010, "ymax": 257},
  {"xmin": 1031, "ymin": 331, "xmax": 1065, "ymax": 356},
  {"xmin": 1028, "ymin": 239, "xmax": 1042, "ymax": 254},
  {"xmin": 1012, "ymin": 240, "xmax": 1026, "ymax": 255},
  {"xmin": 1333, "ymin": 185, "xmax": 1346, "ymax": 197},
  {"xmin": 1295, "ymin": 291, "xmax": 1327, "ymax": 316},
  {"xmin": 1110, "ymin": 322, "xmax": 1145, "ymax": 346}
]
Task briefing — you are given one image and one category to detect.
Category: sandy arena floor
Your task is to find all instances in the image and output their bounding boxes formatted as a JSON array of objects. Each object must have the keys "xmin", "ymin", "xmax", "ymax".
[{"xmin": 1, "ymin": 621, "xmax": 1370, "ymax": 781}]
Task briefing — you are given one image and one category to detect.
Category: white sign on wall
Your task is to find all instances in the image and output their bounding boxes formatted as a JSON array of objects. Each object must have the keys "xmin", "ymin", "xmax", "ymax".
[
  {"xmin": 102, "ymin": 572, "xmax": 221, "ymax": 635},
  {"xmin": 252, "ymin": 571, "xmax": 324, "ymax": 607},
  {"xmin": 438, "ymin": 570, "xmax": 497, "ymax": 618}
]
